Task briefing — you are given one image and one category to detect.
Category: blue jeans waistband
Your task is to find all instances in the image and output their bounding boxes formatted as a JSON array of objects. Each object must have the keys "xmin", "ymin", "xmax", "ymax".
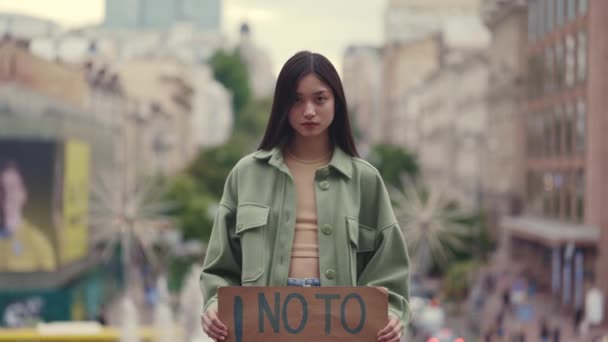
[{"xmin": 287, "ymin": 278, "xmax": 321, "ymax": 287}]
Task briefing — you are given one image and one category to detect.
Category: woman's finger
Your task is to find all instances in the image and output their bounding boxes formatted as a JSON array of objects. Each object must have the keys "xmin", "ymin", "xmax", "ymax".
[
  {"xmin": 377, "ymin": 316, "xmax": 398, "ymax": 336},
  {"xmin": 208, "ymin": 309, "xmax": 229, "ymax": 331}
]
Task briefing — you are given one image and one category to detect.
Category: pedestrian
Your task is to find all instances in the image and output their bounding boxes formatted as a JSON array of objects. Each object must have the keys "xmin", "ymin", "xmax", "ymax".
[
  {"xmin": 496, "ymin": 311, "xmax": 505, "ymax": 338},
  {"xmin": 574, "ymin": 306, "xmax": 584, "ymax": 334},
  {"xmin": 502, "ymin": 288, "xmax": 512, "ymax": 314},
  {"xmin": 540, "ymin": 319, "xmax": 550, "ymax": 342},
  {"xmin": 199, "ymin": 51, "xmax": 410, "ymax": 342},
  {"xmin": 552, "ymin": 326, "xmax": 560, "ymax": 342}
]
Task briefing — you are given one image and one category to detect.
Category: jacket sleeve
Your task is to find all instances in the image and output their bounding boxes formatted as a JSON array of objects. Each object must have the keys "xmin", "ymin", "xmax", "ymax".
[
  {"xmin": 200, "ymin": 168, "xmax": 241, "ymax": 313},
  {"xmin": 357, "ymin": 172, "xmax": 411, "ymax": 325}
]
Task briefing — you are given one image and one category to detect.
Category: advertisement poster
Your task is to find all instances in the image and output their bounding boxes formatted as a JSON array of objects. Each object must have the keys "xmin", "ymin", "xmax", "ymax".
[
  {"xmin": 0, "ymin": 139, "xmax": 90, "ymax": 272},
  {"xmin": 0, "ymin": 139, "xmax": 59, "ymax": 272},
  {"xmin": 59, "ymin": 141, "xmax": 90, "ymax": 265}
]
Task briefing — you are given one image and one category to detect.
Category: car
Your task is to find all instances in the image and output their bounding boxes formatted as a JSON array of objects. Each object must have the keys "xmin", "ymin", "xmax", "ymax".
[
  {"xmin": 426, "ymin": 328, "xmax": 465, "ymax": 342},
  {"xmin": 409, "ymin": 297, "xmax": 446, "ymax": 340}
]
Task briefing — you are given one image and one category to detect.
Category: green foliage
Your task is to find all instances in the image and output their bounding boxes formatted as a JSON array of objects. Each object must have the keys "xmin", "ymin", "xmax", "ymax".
[
  {"xmin": 209, "ymin": 49, "xmax": 252, "ymax": 114},
  {"xmin": 165, "ymin": 174, "xmax": 214, "ymax": 242},
  {"xmin": 167, "ymin": 255, "xmax": 198, "ymax": 292},
  {"xmin": 442, "ymin": 260, "xmax": 480, "ymax": 301},
  {"xmin": 450, "ymin": 210, "xmax": 494, "ymax": 262},
  {"xmin": 368, "ymin": 144, "xmax": 419, "ymax": 188},
  {"xmin": 233, "ymin": 97, "xmax": 272, "ymax": 146},
  {"xmin": 166, "ymin": 55, "xmax": 272, "ymax": 246}
]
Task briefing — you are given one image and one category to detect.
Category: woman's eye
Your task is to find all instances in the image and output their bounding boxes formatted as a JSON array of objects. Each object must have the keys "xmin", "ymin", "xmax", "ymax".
[{"xmin": 316, "ymin": 97, "xmax": 327, "ymax": 103}]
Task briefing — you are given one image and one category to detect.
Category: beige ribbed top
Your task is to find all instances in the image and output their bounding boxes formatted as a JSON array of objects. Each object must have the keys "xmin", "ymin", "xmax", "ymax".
[{"xmin": 284, "ymin": 151, "xmax": 330, "ymax": 279}]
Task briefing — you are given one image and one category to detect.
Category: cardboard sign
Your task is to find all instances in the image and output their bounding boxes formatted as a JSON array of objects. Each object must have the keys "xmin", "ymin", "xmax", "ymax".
[{"xmin": 218, "ymin": 286, "xmax": 387, "ymax": 342}]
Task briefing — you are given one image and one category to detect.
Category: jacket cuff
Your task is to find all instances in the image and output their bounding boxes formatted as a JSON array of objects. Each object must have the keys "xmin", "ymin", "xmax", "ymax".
[
  {"xmin": 203, "ymin": 296, "xmax": 218, "ymax": 313},
  {"xmin": 389, "ymin": 302, "xmax": 411, "ymax": 326}
]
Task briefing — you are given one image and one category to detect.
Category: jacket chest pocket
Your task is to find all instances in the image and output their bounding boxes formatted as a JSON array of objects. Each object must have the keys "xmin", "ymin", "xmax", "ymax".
[
  {"xmin": 346, "ymin": 217, "xmax": 376, "ymax": 284},
  {"xmin": 236, "ymin": 204, "xmax": 270, "ymax": 283}
]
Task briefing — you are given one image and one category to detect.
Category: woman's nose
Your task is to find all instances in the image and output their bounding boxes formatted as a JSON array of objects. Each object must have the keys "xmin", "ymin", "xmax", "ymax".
[{"xmin": 304, "ymin": 103, "xmax": 315, "ymax": 118}]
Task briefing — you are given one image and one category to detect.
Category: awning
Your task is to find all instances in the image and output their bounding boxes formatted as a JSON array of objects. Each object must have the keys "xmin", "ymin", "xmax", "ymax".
[{"xmin": 501, "ymin": 216, "xmax": 600, "ymax": 247}]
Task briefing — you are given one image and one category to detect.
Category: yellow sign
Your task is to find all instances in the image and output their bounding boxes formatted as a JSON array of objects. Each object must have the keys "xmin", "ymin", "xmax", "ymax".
[{"xmin": 60, "ymin": 141, "xmax": 90, "ymax": 264}]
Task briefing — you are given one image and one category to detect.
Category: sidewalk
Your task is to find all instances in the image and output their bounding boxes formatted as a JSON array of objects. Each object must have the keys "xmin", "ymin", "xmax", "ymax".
[{"xmin": 470, "ymin": 251, "xmax": 607, "ymax": 341}]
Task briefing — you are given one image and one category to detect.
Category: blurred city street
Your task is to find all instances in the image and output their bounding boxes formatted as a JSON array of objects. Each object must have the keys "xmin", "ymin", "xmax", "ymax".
[{"xmin": 0, "ymin": 0, "xmax": 608, "ymax": 341}]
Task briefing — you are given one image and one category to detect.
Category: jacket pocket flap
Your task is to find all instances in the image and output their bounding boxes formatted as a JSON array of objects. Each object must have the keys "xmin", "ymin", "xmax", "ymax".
[
  {"xmin": 347, "ymin": 217, "xmax": 376, "ymax": 252},
  {"xmin": 236, "ymin": 204, "xmax": 269, "ymax": 234}
]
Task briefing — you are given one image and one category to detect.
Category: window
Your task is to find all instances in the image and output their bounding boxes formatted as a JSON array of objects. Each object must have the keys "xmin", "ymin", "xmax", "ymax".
[
  {"xmin": 527, "ymin": 171, "xmax": 543, "ymax": 215},
  {"xmin": 546, "ymin": 0, "xmax": 554, "ymax": 32},
  {"xmin": 527, "ymin": 116, "xmax": 535, "ymax": 157},
  {"xmin": 564, "ymin": 172, "xmax": 572, "ymax": 219},
  {"xmin": 529, "ymin": 0, "xmax": 538, "ymax": 41},
  {"xmin": 553, "ymin": 172, "xmax": 563, "ymax": 217},
  {"xmin": 567, "ymin": 0, "xmax": 577, "ymax": 20},
  {"xmin": 544, "ymin": 111, "xmax": 553, "ymax": 157},
  {"xmin": 555, "ymin": 106, "xmax": 563, "ymax": 156},
  {"xmin": 536, "ymin": 114, "xmax": 544, "ymax": 157},
  {"xmin": 579, "ymin": 0, "xmax": 588, "ymax": 15},
  {"xmin": 545, "ymin": 0, "xmax": 555, "ymax": 32},
  {"xmin": 528, "ymin": 113, "xmax": 543, "ymax": 158},
  {"xmin": 565, "ymin": 34, "xmax": 576, "ymax": 88},
  {"xmin": 545, "ymin": 47, "xmax": 555, "ymax": 94},
  {"xmin": 576, "ymin": 169, "xmax": 585, "ymax": 221},
  {"xmin": 528, "ymin": 55, "xmax": 544, "ymax": 99},
  {"xmin": 576, "ymin": 99, "xmax": 586, "ymax": 153},
  {"xmin": 578, "ymin": 31, "xmax": 587, "ymax": 82},
  {"xmin": 539, "ymin": 0, "xmax": 546, "ymax": 36},
  {"xmin": 556, "ymin": 0, "xmax": 565, "ymax": 27},
  {"xmin": 565, "ymin": 103, "xmax": 574, "ymax": 154},
  {"xmin": 543, "ymin": 172, "xmax": 553, "ymax": 216},
  {"xmin": 555, "ymin": 40, "xmax": 565, "ymax": 89}
]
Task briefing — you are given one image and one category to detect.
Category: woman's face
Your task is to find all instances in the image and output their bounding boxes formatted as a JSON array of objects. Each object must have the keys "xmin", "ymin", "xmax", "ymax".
[{"xmin": 288, "ymin": 73, "xmax": 335, "ymax": 140}]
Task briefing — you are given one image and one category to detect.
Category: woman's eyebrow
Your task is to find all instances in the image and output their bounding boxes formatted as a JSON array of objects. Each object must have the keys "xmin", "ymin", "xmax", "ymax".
[{"xmin": 296, "ymin": 89, "xmax": 329, "ymax": 96}]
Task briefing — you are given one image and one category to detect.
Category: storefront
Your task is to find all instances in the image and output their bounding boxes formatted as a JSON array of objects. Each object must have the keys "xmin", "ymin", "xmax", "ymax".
[
  {"xmin": 0, "ymin": 255, "xmax": 123, "ymax": 327},
  {"xmin": 502, "ymin": 216, "xmax": 599, "ymax": 312}
]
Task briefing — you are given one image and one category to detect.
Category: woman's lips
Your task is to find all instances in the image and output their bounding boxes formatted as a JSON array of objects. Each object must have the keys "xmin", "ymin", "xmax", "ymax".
[{"xmin": 302, "ymin": 122, "xmax": 319, "ymax": 127}]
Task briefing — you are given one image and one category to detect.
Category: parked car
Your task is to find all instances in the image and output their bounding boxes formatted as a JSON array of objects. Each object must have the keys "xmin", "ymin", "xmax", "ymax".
[{"xmin": 426, "ymin": 328, "xmax": 465, "ymax": 342}]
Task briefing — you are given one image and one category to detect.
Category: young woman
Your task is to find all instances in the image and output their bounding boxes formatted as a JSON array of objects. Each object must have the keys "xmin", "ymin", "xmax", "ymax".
[{"xmin": 200, "ymin": 51, "xmax": 410, "ymax": 342}]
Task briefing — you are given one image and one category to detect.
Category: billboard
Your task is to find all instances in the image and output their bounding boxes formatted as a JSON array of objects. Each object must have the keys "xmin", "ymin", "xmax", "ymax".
[
  {"xmin": 59, "ymin": 141, "xmax": 90, "ymax": 265},
  {"xmin": 0, "ymin": 138, "xmax": 90, "ymax": 272}
]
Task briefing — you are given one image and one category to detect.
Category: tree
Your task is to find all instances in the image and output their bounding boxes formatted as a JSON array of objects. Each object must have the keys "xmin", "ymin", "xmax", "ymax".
[
  {"xmin": 165, "ymin": 174, "xmax": 215, "ymax": 242},
  {"xmin": 390, "ymin": 176, "xmax": 478, "ymax": 276},
  {"xmin": 234, "ymin": 96, "xmax": 272, "ymax": 144},
  {"xmin": 368, "ymin": 144, "xmax": 419, "ymax": 188},
  {"xmin": 209, "ymin": 49, "xmax": 251, "ymax": 115}
]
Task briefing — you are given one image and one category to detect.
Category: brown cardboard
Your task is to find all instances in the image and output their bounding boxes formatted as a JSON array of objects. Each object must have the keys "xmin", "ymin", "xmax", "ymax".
[{"xmin": 218, "ymin": 286, "xmax": 388, "ymax": 342}]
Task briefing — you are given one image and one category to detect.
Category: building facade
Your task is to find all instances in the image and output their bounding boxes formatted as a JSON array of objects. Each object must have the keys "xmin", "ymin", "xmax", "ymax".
[
  {"xmin": 401, "ymin": 51, "xmax": 489, "ymax": 210},
  {"xmin": 481, "ymin": 0, "xmax": 528, "ymax": 234},
  {"xmin": 380, "ymin": 0, "xmax": 490, "ymax": 145},
  {"xmin": 496, "ymin": 0, "xmax": 608, "ymax": 323},
  {"xmin": 237, "ymin": 24, "xmax": 275, "ymax": 100},
  {"xmin": 381, "ymin": 34, "xmax": 444, "ymax": 144},
  {"xmin": 104, "ymin": 0, "xmax": 221, "ymax": 32},
  {"xmin": 342, "ymin": 45, "xmax": 383, "ymax": 149},
  {"xmin": 384, "ymin": 0, "xmax": 490, "ymax": 47}
]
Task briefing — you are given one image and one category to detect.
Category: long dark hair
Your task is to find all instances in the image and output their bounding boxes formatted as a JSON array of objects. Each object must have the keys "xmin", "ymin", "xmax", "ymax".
[{"xmin": 258, "ymin": 51, "xmax": 359, "ymax": 157}]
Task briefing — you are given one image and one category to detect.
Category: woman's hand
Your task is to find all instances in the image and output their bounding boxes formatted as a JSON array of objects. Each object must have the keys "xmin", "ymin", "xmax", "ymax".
[
  {"xmin": 377, "ymin": 314, "xmax": 403, "ymax": 342},
  {"xmin": 201, "ymin": 308, "xmax": 228, "ymax": 341}
]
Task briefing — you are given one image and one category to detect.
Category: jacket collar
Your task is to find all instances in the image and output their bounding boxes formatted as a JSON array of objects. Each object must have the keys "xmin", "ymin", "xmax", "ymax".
[{"xmin": 253, "ymin": 145, "xmax": 353, "ymax": 179}]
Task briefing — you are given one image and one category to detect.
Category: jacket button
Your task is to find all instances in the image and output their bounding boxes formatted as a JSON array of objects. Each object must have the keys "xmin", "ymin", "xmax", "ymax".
[
  {"xmin": 325, "ymin": 269, "xmax": 336, "ymax": 280},
  {"xmin": 322, "ymin": 224, "xmax": 333, "ymax": 235},
  {"xmin": 319, "ymin": 181, "xmax": 330, "ymax": 190}
]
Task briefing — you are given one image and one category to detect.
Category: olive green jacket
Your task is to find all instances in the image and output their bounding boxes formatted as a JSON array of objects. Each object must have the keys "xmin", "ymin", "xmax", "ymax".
[{"xmin": 200, "ymin": 146, "xmax": 411, "ymax": 324}]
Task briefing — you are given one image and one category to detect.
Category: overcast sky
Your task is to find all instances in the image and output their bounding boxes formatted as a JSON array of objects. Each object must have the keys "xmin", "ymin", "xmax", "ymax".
[{"xmin": 0, "ymin": 0, "xmax": 388, "ymax": 74}]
